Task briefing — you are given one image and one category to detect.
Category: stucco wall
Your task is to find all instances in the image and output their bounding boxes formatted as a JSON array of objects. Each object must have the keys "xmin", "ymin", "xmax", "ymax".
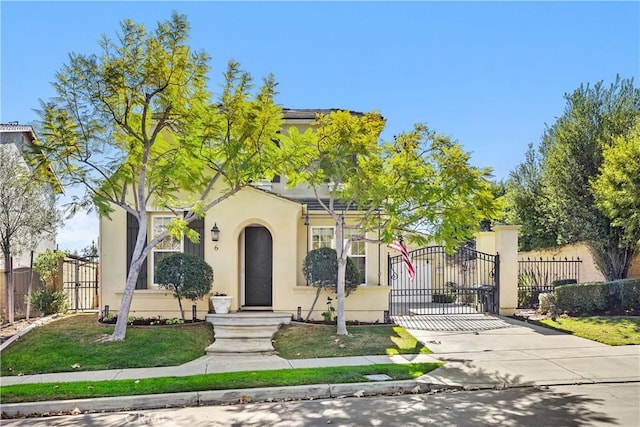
[{"xmin": 99, "ymin": 186, "xmax": 392, "ymax": 321}]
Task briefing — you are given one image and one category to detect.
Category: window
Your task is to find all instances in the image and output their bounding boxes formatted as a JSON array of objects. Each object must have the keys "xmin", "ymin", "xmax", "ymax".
[
  {"xmin": 310, "ymin": 226, "xmax": 366, "ymax": 284},
  {"xmin": 311, "ymin": 227, "xmax": 334, "ymax": 250},
  {"xmin": 151, "ymin": 216, "xmax": 182, "ymax": 284},
  {"xmin": 344, "ymin": 228, "xmax": 366, "ymax": 284}
]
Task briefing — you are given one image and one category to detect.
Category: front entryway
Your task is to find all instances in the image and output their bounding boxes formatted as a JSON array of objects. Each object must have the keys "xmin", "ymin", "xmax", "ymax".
[{"xmin": 243, "ymin": 226, "xmax": 273, "ymax": 307}]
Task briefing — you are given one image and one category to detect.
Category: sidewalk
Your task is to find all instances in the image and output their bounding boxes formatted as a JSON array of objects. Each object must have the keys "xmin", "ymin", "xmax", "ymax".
[{"xmin": 1, "ymin": 316, "xmax": 639, "ymax": 418}]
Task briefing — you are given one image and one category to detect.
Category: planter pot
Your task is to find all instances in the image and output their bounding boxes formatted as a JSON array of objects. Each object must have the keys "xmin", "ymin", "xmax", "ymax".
[{"xmin": 210, "ymin": 296, "xmax": 233, "ymax": 314}]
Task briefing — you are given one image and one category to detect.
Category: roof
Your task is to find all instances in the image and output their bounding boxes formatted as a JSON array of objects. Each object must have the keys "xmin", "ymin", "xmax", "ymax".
[
  {"xmin": 0, "ymin": 123, "xmax": 63, "ymax": 193},
  {"xmin": 0, "ymin": 123, "xmax": 37, "ymax": 136},
  {"xmin": 281, "ymin": 108, "xmax": 365, "ymax": 120}
]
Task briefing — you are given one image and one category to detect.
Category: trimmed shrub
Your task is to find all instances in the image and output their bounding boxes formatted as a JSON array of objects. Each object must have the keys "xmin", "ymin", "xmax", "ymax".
[
  {"xmin": 302, "ymin": 247, "xmax": 361, "ymax": 321},
  {"xmin": 30, "ymin": 287, "xmax": 67, "ymax": 315},
  {"xmin": 155, "ymin": 253, "xmax": 213, "ymax": 320},
  {"xmin": 554, "ymin": 279, "xmax": 640, "ymax": 315}
]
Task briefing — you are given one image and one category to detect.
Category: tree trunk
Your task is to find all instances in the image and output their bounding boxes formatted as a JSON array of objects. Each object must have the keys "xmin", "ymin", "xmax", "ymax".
[
  {"xmin": 588, "ymin": 240, "xmax": 634, "ymax": 281},
  {"xmin": 335, "ymin": 217, "xmax": 348, "ymax": 336},
  {"xmin": 7, "ymin": 254, "xmax": 14, "ymax": 323},
  {"xmin": 110, "ymin": 214, "xmax": 148, "ymax": 341},
  {"xmin": 3, "ymin": 250, "xmax": 12, "ymax": 323},
  {"xmin": 305, "ymin": 286, "xmax": 322, "ymax": 321},
  {"xmin": 26, "ymin": 251, "xmax": 34, "ymax": 320},
  {"xmin": 177, "ymin": 296, "xmax": 185, "ymax": 321}
]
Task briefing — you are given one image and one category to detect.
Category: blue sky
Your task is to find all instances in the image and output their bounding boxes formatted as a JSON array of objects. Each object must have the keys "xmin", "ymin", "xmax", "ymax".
[{"xmin": 2, "ymin": 1, "xmax": 639, "ymax": 251}]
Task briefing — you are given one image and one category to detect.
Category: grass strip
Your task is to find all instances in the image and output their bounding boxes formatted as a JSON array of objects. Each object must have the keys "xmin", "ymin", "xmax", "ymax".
[
  {"xmin": 0, "ymin": 362, "xmax": 442, "ymax": 404},
  {"xmin": 538, "ymin": 316, "xmax": 640, "ymax": 346}
]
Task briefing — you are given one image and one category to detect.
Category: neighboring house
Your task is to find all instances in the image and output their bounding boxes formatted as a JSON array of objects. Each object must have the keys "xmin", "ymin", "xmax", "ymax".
[
  {"xmin": 99, "ymin": 109, "xmax": 393, "ymax": 322},
  {"xmin": 1, "ymin": 123, "xmax": 61, "ymax": 319},
  {"xmin": 0, "ymin": 123, "xmax": 59, "ymax": 270}
]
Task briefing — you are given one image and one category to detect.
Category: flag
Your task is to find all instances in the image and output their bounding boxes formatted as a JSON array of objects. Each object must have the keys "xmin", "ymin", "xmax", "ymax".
[{"xmin": 388, "ymin": 239, "xmax": 416, "ymax": 280}]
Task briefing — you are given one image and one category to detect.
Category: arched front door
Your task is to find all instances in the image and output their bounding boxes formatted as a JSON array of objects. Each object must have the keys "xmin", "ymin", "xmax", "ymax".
[{"xmin": 243, "ymin": 226, "xmax": 273, "ymax": 307}]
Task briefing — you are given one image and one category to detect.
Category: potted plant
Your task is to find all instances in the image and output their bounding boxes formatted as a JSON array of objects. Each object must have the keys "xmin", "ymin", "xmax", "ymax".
[{"xmin": 210, "ymin": 292, "xmax": 233, "ymax": 314}]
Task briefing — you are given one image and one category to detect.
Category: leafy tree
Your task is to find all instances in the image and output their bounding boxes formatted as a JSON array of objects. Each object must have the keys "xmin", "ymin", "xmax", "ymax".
[
  {"xmin": 0, "ymin": 148, "xmax": 61, "ymax": 323},
  {"xmin": 155, "ymin": 253, "xmax": 213, "ymax": 320},
  {"xmin": 31, "ymin": 249, "xmax": 67, "ymax": 315},
  {"xmin": 302, "ymin": 247, "xmax": 360, "ymax": 321},
  {"xmin": 592, "ymin": 121, "xmax": 640, "ymax": 249},
  {"xmin": 282, "ymin": 111, "xmax": 499, "ymax": 335},
  {"xmin": 504, "ymin": 144, "xmax": 556, "ymax": 250},
  {"xmin": 34, "ymin": 13, "xmax": 286, "ymax": 340},
  {"xmin": 506, "ymin": 76, "xmax": 640, "ymax": 279},
  {"xmin": 33, "ymin": 249, "xmax": 66, "ymax": 288}
]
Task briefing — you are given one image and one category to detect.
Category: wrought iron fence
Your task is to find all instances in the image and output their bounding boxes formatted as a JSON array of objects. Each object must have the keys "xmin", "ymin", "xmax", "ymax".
[{"xmin": 517, "ymin": 257, "xmax": 581, "ymax": 308}]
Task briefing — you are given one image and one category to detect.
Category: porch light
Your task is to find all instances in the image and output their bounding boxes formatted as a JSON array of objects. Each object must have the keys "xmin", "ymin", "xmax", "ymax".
[{"xmin": 210, "ymin": 223, "xmax": 220, "ymax": 242}]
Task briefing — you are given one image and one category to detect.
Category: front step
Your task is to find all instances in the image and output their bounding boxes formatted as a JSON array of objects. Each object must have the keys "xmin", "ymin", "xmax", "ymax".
[{"xmin": 204, "ymin": 312, "xmax": 292, "ymax": 354}]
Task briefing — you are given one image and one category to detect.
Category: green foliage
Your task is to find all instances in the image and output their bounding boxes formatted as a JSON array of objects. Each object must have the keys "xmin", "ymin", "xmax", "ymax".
[
  {"xmin": 505, "ymin": 76, "xmax": 640, "ymax": 279},
  {"xmin": 155, "ymin": 253, "xmax": 213, "ymax": 320},
  {"xmin": 34, "ymin": 13, "xmax": 288, "ymax": 339},
  {"xmin": 554, "ymin": 279, "xmax": 640, "ymax": 315},
  {"xmin": 29, "ymin": 286, "xmax": 67, "ymax": 315},
  {"xmin": 33, "ymin": 249, "xmax": 65, "ymax": 287},
  {"xmin": 322, "ymin": 297, "xmax": 337, "ymax": 323},
  {"xmin": 283, "ymin": 112, "xmax": 501, "ymax": 334},
  {"xmin": 592, "ymin": 121, "xmax": 640, "ymax": 247},
  {"xmin": 303, "ymin": 247, "xmax": 360, "ymax": 295}
]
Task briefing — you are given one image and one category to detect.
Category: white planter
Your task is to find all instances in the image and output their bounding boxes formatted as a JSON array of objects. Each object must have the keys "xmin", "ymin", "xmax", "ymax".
[{"xmin": 210, "ymin": 296, "xmax": 233, "ymax": 314}]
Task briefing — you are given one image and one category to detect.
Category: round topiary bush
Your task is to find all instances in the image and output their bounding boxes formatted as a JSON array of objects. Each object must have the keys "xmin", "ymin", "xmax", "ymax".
[
  {"xmin": 302, "ymin": 247, "xmax": 361, "ymax": 321},
  {"xmin": 155, "ymin": 253, "xmax": 213, "ymax": 320}
]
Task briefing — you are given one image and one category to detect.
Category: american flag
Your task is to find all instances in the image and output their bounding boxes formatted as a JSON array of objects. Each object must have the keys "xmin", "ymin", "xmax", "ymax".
[{"xmin": 388, "ymin": 239, "xmax": 416, "ymax": 280}]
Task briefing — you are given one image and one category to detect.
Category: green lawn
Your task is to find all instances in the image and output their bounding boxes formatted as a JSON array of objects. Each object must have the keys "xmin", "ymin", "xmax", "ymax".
[
  {"xmin": 0, "ymin": 362, "xmax": 442, "ymax": 404},
  {"xmin": 273, "ymin": 323, "xmax": 430, "ymax": 359},
  {"xmin": 1, "ymin": 314, "xmax": 431, "ymax": 376},
  {"xmin": 1, "ymin": 313, "xmax": 214, "ymax": 376},
  {"xmin": 539, "ymin": 316, "xmax": 640, "ymax": 345}
]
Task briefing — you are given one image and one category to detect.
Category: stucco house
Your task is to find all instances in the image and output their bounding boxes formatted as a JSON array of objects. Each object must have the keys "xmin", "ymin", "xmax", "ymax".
[{"xmin": 99, "ymin": 109, "xmax": 394, "ymax": 323}]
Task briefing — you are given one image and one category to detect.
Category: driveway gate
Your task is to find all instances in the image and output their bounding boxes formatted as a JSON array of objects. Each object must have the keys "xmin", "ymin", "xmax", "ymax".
[
  {"xmin": 388, "ymin": 245, "xmax": 499, "ymax": 316},
  {"xmin": 62, "ymin": 255, "xmax": 99, "ymax": 311}
]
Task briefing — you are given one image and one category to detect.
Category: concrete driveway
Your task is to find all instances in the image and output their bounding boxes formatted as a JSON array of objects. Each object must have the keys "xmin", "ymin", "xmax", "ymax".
[{"xmin": 399, "ymin": 315, "xmax": 640, "ymax": 388}]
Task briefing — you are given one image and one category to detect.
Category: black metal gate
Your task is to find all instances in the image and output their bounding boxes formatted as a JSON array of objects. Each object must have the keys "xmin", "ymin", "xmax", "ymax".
[
  {"xmin": 62, "ymin": 255, "xmax": 99, "ymax": 311},
  {"xmin": 388, "ymin": 245, "xmax": 499, "ymax": 316}
]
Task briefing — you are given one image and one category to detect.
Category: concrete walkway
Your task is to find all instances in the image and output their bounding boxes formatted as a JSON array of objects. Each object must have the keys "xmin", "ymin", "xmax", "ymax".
[{"xmin": 1, "ymin": 316, "xmax": 638, "ymax": 418}]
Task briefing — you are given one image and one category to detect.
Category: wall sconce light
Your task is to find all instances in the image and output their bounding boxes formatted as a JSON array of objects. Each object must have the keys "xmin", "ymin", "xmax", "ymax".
[{"xmin": 210, "ymin": 223, "xmax": 220, "ymax": 242}]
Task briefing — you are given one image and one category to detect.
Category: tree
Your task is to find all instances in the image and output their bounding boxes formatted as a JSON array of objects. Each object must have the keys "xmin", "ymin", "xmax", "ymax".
[
  {"xmin": 35, "ymin": 13, "xmax": 286, "ymax": 340},
  {"xmin": 282, "ymin": 111, "xmax": 499, "ymax": 335},
  {"xmin": 302, "ymin": 247, "xmax": 360, "ymax": 321},
  {"xmin": 155, "ymin": 253, "xmax": 213, "ymax": 320},
  {"xmin": 31, "ymin": 249, "xmax": 67, "ymax": 315},
  {"xmin": 504, "ymin": 144, "xmax": 556, "ymax": 251},
  {"xmin": 0, "ymin": 147, "xmax": 61, "ymax": 323},
  {"xmin": 592, "ymin": 121, "xmax": 640, "ymax": 249},
  {"xmin": 506, "ymin": 76, "xmax": 640, "ymax": 279}
]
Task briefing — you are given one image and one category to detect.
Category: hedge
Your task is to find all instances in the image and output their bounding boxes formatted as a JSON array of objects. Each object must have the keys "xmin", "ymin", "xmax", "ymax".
[{"xmin": 554, "ymin": 279, "xmax": 640, "ymax": 315}]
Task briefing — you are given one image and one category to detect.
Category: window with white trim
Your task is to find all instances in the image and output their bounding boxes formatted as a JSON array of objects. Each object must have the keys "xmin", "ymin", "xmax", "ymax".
[
  {"xmin": 311, "ymin": 227, "xmax": 334, "ymax": 250},
  {"xmin": 151, "ymin": 216, "xmax": 183, "ymax": 285},
  {"xmin": 344, "ymin": 228, "xmax": 366, "ymax": 284},
  {"xmin": 310, "ymin": 226, "xmax": 366, "ymax": 284}
]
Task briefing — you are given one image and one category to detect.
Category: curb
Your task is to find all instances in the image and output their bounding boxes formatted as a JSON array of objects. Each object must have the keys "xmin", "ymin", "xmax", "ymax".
[{"xmin": 1, "ymin": 380, "xmax": 445, "ymax": 418}]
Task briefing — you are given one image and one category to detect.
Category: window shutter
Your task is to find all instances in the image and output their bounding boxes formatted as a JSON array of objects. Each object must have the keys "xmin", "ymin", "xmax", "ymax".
[
  {"xmin": 184, "ymin": 212, "xmax": 204, "ymax": 260},
  {"xmin": 126, "ymin": 212, "xmax": 148, "ymax": 289}
]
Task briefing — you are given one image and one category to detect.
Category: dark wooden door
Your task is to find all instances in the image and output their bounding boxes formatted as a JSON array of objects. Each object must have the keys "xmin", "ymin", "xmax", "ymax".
[{"xmin": 244, "ymin": 226, "xmax": 273, "ymax": 306}]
